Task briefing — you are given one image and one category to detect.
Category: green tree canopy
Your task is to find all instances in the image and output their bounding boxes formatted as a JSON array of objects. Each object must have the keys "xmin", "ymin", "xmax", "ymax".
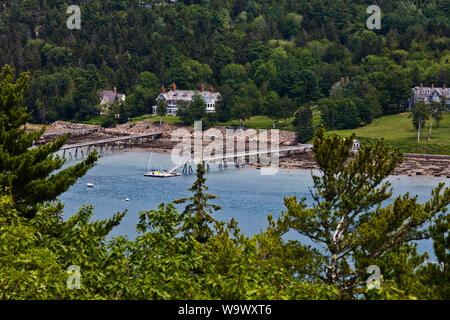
[
  {"xmin": 178, "ymin": 94, "xmax": 207, "ymax": 126},
  {"xmin": 294, "ymin": 105, "xmax": 314, "ymax": 143}
]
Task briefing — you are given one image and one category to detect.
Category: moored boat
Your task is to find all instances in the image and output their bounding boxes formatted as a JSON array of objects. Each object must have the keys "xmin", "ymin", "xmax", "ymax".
[{"xmin": 144, "ymin": 169, "xmax": 181, "ymax": 178}]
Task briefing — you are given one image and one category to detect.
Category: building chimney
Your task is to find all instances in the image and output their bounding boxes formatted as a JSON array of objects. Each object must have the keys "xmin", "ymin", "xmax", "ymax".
[
  {"xmin": 161, "ymin": 85, "xmax": 166, "ymax": 94},
  {"xmin": 420, "ymin": 82, "xmax": 423, "ymax": 89},
  {"xmin": 210, "ymin": 86, "xmax": 213, "ymax": 94},
  {"xmin": 172, "ymin": 82, "xmax": 176, "ymax": 91},
  {"xmin": 444, "ymin": 83, "xmax": 446, "ymax": 90},
  {"xmin": 201, "ymin": 83, "xmax": 205, "ymax": 92},
  {"xmin": 432, "ymin": 83, "xmax": 434, "ymax": 89},
  {"xmin": 114, "ymin": 87, "xmax": 117, "ymax": 95},
  {"xmin": 346, "ymin": 76, "xmax": 349, "ymax": 83}
]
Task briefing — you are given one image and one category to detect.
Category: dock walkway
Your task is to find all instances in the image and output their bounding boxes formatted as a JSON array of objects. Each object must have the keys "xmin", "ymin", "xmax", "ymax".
[
  {"xmin": 59, "ymin": 132, "xmax": 162, "ymax": 160},
  {"xmin": 170, "ymin": 145, "xmax": 313, "ymax": 173},
  {"xmin": 61, "ymin": 132, "xmax": 163, "ymax": 150}
]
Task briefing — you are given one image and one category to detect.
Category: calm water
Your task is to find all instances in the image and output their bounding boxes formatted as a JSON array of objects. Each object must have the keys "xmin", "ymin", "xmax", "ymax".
[{"xmin": 59, "ymin": 151, "xmax": 449, "ymax": 260}]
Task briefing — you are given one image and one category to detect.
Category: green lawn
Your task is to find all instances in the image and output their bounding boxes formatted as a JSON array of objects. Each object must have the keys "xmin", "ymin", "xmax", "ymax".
[
  {"xmin": 131, "ymin": 114, "xmax": 183, "ymax": 126},
  {"xmin": 127, "ymin": 112, "xmax": 450, "ymax": 155},
  {"xmin": 217, "ymin": 116, "xmax": 296, "ymax": 130},
  {"xmin": 331, "ymin": 113, "xmax": 450, "ymax": 155},
  {"xmin": 131, "ymin": 112, "xmax": 323, "ymax": 132},
  {"xmin": 77, "ymin": 116, "xmax": 104, "ymax": 125}
]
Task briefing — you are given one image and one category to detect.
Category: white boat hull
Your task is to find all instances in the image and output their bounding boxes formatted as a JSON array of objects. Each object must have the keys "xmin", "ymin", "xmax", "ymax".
[{"xmin": 144, "ymin": 171, "xmax": 181, "ymax": 178}]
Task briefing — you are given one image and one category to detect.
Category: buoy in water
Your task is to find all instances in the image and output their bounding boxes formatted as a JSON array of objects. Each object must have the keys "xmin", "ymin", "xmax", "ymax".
[{"xmin": 125, "ymin": 198, "xmax": 130, "ymax": 202}]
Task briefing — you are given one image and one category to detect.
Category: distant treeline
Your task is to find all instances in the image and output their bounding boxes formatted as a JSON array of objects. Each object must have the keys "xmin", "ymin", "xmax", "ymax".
[{"xmin": 0, "ymin": 0, "xmax": 449, "ymax": 128}]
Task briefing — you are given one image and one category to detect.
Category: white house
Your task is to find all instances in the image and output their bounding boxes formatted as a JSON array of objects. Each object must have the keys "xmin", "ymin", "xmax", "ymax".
[{"xmin": 153, "ymin": 83, "xmax": 221, "ymax": 115}]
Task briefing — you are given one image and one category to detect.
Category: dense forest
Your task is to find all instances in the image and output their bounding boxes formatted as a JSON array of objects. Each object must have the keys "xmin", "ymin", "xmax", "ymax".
[{"xmin": 0, "ymin": 0, "xmax": 449, "ymax": 127}]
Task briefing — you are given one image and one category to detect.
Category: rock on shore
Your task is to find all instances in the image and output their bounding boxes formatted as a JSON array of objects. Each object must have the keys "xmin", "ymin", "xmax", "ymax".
[{"xmin": 39, "ymin": 121, "xmax": 450, "ymax": 178}]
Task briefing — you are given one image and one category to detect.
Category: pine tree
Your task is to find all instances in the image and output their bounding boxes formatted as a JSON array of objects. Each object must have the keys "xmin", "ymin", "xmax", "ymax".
[
  {"xmin": 275, "ymin": 128, "xmax": 450, "ymax": 297},
  {"xmin": 174, "ymin": 163, "xmax": 221, "ymax": 243},
  {"xmin": 416, "ymin": 210, "xmax": 450, "ymax": 299},
  {"xmin": 0, "ymin": 65, "xmax": 97, "ymax": 218},
  {"xmin": 294, "ymin": 105, "xmax": 314, "ymax": 143}
]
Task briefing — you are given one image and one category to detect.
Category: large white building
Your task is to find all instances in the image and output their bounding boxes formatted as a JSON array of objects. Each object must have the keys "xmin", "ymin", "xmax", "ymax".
[
  {"xmin": 153, "ymin": 83, "xmax": 221, "ymax": 115},
  {"xmin": 409, "ymin": 83, "xmax": 450, "ymax": 109}
]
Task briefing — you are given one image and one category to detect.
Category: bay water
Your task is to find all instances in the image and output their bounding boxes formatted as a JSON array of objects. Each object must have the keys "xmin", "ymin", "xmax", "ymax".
[{"xmin": 59, "ymin": 150, "xmax": 449, "ymax": 261}]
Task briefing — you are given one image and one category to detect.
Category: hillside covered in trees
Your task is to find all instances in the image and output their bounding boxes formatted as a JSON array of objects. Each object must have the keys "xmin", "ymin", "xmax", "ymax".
[{"xmin": 0, "ymin": 0, "xmax": 449, "ymax": 128}]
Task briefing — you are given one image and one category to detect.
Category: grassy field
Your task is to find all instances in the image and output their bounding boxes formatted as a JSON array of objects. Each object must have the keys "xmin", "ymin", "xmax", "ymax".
[
  {"xmin": 131, "ymin": 114, "xmax": 183, "ymax": 126},
  {"xmin": 131, "ymin": 114, "xmax": 297, "ymax": 130},
  {"xmin": 220, "ymin": 113, "xmax": 450, "ymax": 155},
  {"xmin": 331, "ymin": 113, "xmax": 450, "ymax": 155},
  {"xmin": 216, "ymin": 116, "xmax": 292, "ymax": 130},
  {"xmin": 107, "ymin": 111, "xmax": 450, "ymax": 155}
]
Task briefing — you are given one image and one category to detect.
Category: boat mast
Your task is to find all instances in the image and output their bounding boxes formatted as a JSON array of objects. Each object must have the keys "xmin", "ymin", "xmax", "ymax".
[{"xmin": 146, "ymin": 152, "xmax": 153, "ymax": 173}]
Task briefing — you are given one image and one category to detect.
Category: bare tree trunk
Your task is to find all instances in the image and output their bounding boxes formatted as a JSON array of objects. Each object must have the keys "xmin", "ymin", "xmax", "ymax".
[
  {"xmin": 417, "ymin": 124, "xmax": 420, "ymax": 142},
  {"xmin": 326, "ymin": 217, "xmax": 345, "ymax": 284},
  {"xmin": 428, "ymin": 119, "xmax": 433, "ymax": 141}
]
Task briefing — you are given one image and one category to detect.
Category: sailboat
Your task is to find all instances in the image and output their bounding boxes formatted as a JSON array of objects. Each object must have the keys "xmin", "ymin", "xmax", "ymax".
[{"xmin": 144, "ymin": 152, "xmax": 181, "ymax": 178}]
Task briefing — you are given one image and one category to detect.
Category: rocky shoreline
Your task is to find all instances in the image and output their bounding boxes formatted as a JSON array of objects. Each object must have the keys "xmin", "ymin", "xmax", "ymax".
[
  {"xmin": 276, "ymin": 153, "xmax": 450, "ymax": 178},
  {"xmin": 36, "ymin": 121, "xmax": 450, "ymax": 178}
]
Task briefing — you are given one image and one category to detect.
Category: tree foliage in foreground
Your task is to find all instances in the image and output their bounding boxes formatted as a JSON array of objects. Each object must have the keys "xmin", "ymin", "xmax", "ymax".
[
  {"xmin": 0, "ymin": 66, "xmax": 97, "ymax": 218},
  {"xmin": 269, "ymin": 128, "xmax": 450, "ymax": 298}
]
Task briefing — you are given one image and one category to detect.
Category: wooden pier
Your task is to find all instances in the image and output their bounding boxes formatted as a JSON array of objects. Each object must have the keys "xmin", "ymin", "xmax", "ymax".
[
  {"xmin": 37, "ymin": 127, "xmax": 101, "ymax": 144},
  {"xmin": 60, "ymin": 132, "xmax": 162, "ymax": 160},
  {"xmin": 171, "ymin": 145, "xmax": 313, "ymax": 174}
]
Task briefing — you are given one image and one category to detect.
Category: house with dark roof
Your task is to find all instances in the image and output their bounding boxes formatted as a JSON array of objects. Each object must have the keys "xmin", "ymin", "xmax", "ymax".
[
  {"xmin": 409, "ymin": 83, "xmax": 450, "ymax": 109},
  {"xmin": 153, "ymin": 83, "xmax": 221, "ymax": 115},
  {"xmin": 99, "ymin": 87, "xmax": 126, "ymax": 105}
]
